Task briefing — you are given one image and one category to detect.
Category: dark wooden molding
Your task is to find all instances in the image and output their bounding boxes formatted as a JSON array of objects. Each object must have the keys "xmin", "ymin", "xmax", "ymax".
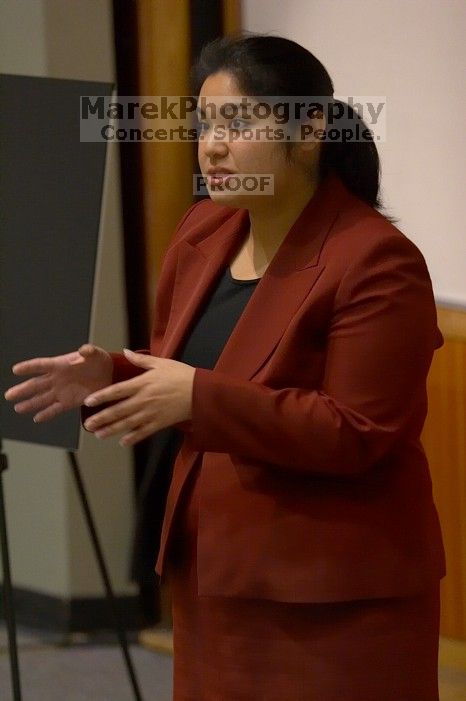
[{"xmin": 0, "ymin": 585, "xmax": 143, "ymax": 633}]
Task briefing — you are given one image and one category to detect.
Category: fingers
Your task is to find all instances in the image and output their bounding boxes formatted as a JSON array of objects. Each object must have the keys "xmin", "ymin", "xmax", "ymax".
[
  {"xmin": 70, "ymin": 346, "xmax": 98, "ymax": 365},
  {"xmin": 93, "ymin": 416, "xmax": 160, "ymax": 446},
  {"xmin": 84, "ymin": 376, "xmax": 143, "ymax": 407},
  {"xmin": 33, "ymin": 401, "xmax": 64, "ymax": 423},
  {"xmin": 4, "ymin": 376, "xmax": 52, "ymax": 402},
  {"xmin": 78, "ymin": 344, "xmax": 109, "ymax": 361},
  {"xmin": 123, "ymin": 348, "xmax": 157, "ymax": 369},
  {"xmin": 78, "ymin": 344, "xmax": 98, "ymax": 358},
  {"xmin": 83, "ymin": 395, "xmax": 145, "ymax": 433},
  {"xmin": 11, "ymin": 357, "xmax": 56, "ymax": 376},
  {"xmin": 13, "ymin": 390, "xmax": 56, "ymax": 415},
  {"xmin": 93, "ymin": 411, "xmax": 150, "ymax": 439}
]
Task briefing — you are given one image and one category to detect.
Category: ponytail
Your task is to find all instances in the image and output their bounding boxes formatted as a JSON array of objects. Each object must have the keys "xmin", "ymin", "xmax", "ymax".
[{"xmin": 319, "ymin": 100, "xmax": 382, "ymax": 210}]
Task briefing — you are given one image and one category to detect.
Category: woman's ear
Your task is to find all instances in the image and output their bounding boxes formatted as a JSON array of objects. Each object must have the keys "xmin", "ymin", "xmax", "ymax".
[{"xmin": 299, "ymin": 109, "xmax": 326, "ymax": 152}]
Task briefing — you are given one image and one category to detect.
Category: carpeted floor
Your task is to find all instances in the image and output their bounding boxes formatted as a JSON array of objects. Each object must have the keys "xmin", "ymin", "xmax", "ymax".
[
  {"xmin": 1, "ymin": 625, "xmax": 465, "ymax": 700},
  {"xmin": 0, "ymin": 626, "xmax": 173, "ymax": 701}
]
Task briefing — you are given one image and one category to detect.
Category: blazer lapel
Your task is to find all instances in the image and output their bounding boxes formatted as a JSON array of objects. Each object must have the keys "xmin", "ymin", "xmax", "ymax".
[
  {"xmin": 161, "ymin": 172, "xmax": 351, "ymax": 380},
  {"xmin": 160, "ymin": 209, "xmax": 250, "ymax": 359}
]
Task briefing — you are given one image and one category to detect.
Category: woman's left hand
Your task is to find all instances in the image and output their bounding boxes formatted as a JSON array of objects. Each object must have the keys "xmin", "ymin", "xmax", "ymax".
[{"xmin": 82, "ymin": 349, "xmax": 196, "ymax": 446}]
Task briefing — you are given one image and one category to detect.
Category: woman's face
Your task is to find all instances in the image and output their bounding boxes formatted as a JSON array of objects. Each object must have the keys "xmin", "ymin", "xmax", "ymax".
[{"xmin": 197, "ymin": 71, "xmax": 312, "ymax": 208}]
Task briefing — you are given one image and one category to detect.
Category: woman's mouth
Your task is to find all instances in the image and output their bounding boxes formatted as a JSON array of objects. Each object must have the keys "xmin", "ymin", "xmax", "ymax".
[
  {"xmin": 207, "ymin": 173, "xmax": 234, "ymax": 186},
  {"xmin": 206, "ymin": 168, "xmax": 235, "ymax": 186}
]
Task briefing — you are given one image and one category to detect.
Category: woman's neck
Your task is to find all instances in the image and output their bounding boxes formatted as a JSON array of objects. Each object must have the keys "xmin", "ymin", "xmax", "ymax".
[{"xmin": 245, "ymin": 176, "xmax": 320, "ymax": 265}]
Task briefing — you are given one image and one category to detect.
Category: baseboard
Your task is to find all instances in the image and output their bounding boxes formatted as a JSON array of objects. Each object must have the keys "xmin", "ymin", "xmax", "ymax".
[
  {"xmin": 138, "ymin": 625, "xmax": 174, "ymax": 655},
  {"xmin": 0, "ymin": 585, "xmax": 144, "ymax": 633}
]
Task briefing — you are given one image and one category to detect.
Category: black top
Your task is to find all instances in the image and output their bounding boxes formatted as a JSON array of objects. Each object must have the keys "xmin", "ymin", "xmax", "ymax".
[
  {"xmin": 176, "ymin": 265, "xmax": 261, "ymax": 368},
  {"xmin": 171, "ymin": 264, "xmax": 261, "ymax": 453}
]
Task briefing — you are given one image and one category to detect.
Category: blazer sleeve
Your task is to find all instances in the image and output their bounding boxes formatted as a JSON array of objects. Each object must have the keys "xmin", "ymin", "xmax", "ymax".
[{"xmin": 185, "ymin": 233, "xmax": 444, "ymax": 476}]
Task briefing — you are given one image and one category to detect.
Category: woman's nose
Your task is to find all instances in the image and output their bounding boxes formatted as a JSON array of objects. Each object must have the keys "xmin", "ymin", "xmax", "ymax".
[{"xmin": 202, "ymin": 131, "xmax": 229, "ymax": 158}]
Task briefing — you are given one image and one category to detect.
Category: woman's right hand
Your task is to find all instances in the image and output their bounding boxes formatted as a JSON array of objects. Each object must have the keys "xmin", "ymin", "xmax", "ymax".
[{"xmin": 3, "ymin": 344, "xmax": 113, "ymax": 423}]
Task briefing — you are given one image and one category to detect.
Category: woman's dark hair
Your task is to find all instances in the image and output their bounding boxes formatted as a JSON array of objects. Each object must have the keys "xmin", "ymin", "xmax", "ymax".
[{"xmin": 191, "ymin": 33, "xmax": 395, "ymax": 220}]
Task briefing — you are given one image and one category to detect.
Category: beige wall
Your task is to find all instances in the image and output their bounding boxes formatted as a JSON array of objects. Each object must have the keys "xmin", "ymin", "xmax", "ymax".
[
  {"xmin": 1, "ymin": 0, "xmax": 136, "ymax": 599},
  {"xmin": 243, "ymin": 0, "xmax": 466, "ymax": 307},
  {"xmin": 0, "ymin": 0, "xmax": 115, "ymax": 82}
]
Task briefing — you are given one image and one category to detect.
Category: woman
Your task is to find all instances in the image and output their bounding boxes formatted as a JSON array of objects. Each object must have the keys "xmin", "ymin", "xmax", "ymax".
[{"xmin": 5, "ymin": 35, "xmax": 446, "ymax": 701}]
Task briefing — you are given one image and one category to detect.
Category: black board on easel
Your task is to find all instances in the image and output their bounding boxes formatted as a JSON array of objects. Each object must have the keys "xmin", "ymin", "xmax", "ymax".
[{"xmin": 0, "ymin": 74, "xmax": 113, "ymax": 450}]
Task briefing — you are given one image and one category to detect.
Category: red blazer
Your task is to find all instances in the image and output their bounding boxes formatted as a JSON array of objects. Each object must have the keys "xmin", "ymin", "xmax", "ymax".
[{"xmin": 114, "ymin": 172, "xmax": 446, "ymax": 603}]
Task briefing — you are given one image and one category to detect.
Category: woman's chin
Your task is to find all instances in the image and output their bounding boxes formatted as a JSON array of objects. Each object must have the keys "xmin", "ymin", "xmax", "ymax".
[{"xmin": 206, "ymin": 189, "xmax": 250, "ymax": 207}]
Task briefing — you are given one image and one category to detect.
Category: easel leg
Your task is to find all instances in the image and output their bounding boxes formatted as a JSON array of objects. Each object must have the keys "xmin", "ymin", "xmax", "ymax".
[
  {"xmin": 67, "ymin": 451, "xmax": 144, "ymax": 701},
  {"xmin": 0, "ymin": 447, "xmax": 22, "ymax": 701}
]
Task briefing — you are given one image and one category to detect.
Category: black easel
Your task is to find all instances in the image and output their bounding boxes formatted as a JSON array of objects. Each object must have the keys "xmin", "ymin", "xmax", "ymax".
[
  {"xmin": 67, "ymin": 451, "xmax": 144, "ymax": 701},
  {"xmin": 0, "ymin": 441, "xmax": 144, "ymax": 701},
  {"xmin": 0, "ymin": 439, "xmax": 22, "ymax": 701}
]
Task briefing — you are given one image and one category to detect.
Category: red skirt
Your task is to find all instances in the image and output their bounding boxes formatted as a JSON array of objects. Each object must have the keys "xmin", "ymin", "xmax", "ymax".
[{"xmin": 166, "ymin": 465, "xmax": 441, "ymax": 701}]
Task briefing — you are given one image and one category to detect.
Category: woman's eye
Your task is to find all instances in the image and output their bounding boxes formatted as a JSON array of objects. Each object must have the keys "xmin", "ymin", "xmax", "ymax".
[{"xmin": 230, "ymin": 118, "xmax": 250, "ymax": 130}]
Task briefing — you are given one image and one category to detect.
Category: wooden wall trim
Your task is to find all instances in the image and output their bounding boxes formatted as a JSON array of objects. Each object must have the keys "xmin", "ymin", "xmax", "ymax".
[
  {"xmin": 136, "ymin": 0, "xmax": 194, "ymax": 319},
  {"xmin": 423, "ymin": 309, "xmax": 466, "ymax": 640},
  {"xmin": 223, "ymin": 0, "xmax": 242, "ymax": 34},
  {"xmin": 437, "ymin": 305, "xmax": 466, "ymax": 342},
  {"xmin": 135, "ymin": 1, "xmax": 243, "ymax": 322}
]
